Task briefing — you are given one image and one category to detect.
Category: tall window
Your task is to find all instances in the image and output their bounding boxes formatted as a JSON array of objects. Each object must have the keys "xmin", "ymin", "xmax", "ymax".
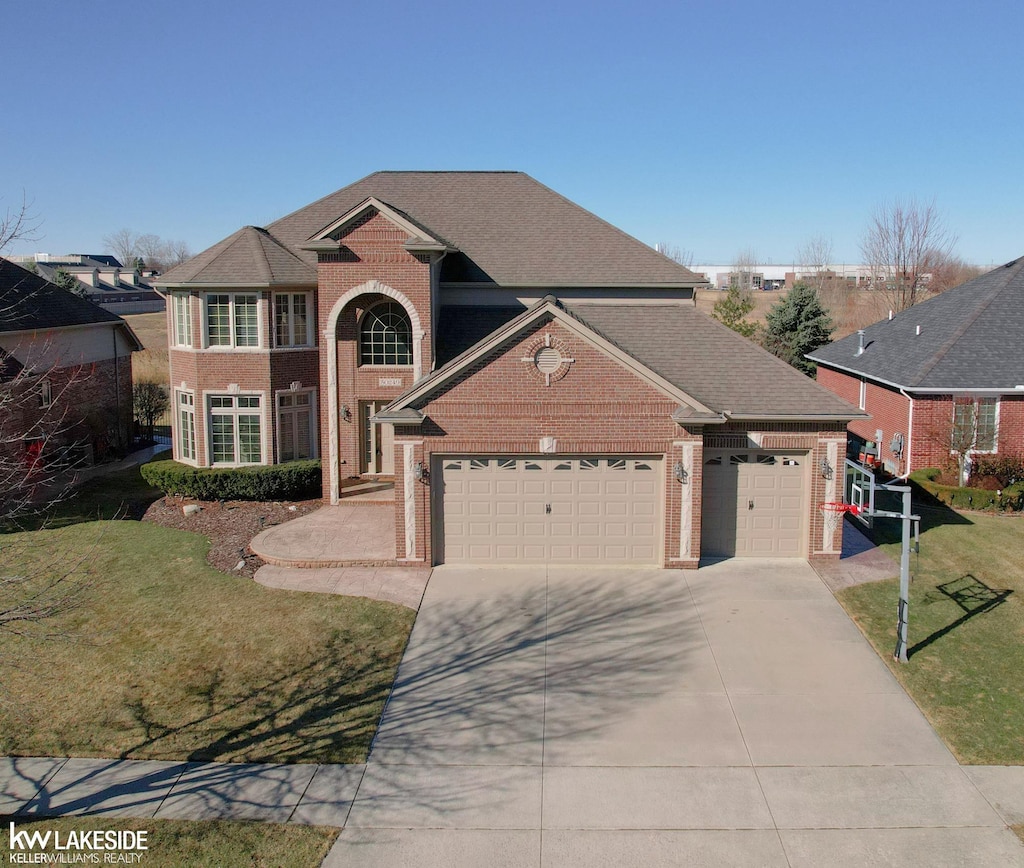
[
  {"xmin": 177, "ymin": 391, "xmax": 196, "ymax": 461},
  {"xmin": 206, "ymin": 294, "xmax": 259, "ymax": 348},
  {"xmin": 274, "ymin": 293, "xmax": 310, "ymax": 347},
  {"xmin": 209, "ymin": 395, "xmax": 262, "ymax": 464},
  {"xmin": 954, "ymin": 398, "xmax": 998, "ymax": 453},
  {"xmin": 360, "ymin": 302, "xmax": 412, "ymax": 366},
  {"xmin": 278, "ymin": 391, "xmax": 315, "ymax": 461},
  {"xmin": 172, "ymin": 293, "xmax": 192, "ymax": 347}
]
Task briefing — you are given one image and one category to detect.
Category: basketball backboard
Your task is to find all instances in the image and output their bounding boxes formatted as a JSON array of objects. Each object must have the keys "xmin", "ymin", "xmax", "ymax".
[{"xmin": 844, "ymin": 459, "xmax": 875, "ymax": 527}]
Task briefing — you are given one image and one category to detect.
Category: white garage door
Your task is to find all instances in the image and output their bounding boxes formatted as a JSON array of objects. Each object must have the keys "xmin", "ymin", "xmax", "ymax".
[
  {"xmin": 702, "ymin": 450, "xmax": 807, "ymax": 558},
  {"xmin": 440, "ymin": 456, "xmax": 662, "ymax": 564}
]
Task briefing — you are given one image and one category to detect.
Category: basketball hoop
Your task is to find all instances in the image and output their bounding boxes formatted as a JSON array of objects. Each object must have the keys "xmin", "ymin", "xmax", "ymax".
[{"xmin": 820, "ymin": 501, "xmax": 858, "ymax": 534}]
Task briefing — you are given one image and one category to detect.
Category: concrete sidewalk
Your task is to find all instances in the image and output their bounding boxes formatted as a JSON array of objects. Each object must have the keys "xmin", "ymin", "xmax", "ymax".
[
  {"xmin": 249, "ymin": 504, "xmax": 396, "ymax": 567},
  {"xmin": 1, "ymin": 757, "xmax": 364, "ymax": 826}
]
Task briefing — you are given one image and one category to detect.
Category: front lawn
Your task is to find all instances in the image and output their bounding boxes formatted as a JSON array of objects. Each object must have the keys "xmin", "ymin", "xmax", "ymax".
[
  {"xmin": 837, "ymin": 506, "xmax": 1024, "ymax": 765},
  {"xmin": 0, "ymin": 465, "xmax": 414, "ymax": 764},
  {"xmin": 2, "ymin": 816, "xmax": 338, "ymax": 867}
]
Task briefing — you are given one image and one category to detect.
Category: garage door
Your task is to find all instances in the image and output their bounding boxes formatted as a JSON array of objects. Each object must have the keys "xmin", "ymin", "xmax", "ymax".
[
  {"xmin": 701, "ymin": 450, "xmax": 807, "ymax": 557},
  {"xmin": 440, "ymin": 456, "xmax": 662, "ymax": 564}
]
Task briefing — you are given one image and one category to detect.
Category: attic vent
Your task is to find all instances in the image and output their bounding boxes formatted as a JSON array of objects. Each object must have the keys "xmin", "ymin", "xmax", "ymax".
[
  {"xmin": 915, "ymin": 325, "xmax": 922, "ymax": 336},
  {"xmin": 535, "ymin": 347, "xmax": 562, "ymax": 373},
  {"xmin": 856, "ymin": 330, "xmax": 866, "ymax": 356},
  {"xmin": 888, "ymin": 310, "xmax": 894, "ymax": 320}
]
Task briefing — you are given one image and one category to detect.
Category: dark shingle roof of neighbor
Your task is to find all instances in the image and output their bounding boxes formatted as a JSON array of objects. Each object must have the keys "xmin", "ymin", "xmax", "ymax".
[
  {"xmin": 161, "ymin": 172, "xmax": 701, "ymax": 288},
  {"xmin": 436, "ymin": 301, "xmax": 860, "ymax": 418},
  {"xmin": 808, "ymin": 256, "xmax": 1024, "ymax": 390},
  {"xmin": 157, "ymin": 225, "xmax": 318, "ymax": 285},
  {"xmin": 0, "ymin": 258, "xmax": 125, "ymax": 333}
]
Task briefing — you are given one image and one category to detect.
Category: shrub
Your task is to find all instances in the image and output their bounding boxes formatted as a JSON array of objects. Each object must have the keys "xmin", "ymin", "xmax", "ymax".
[
  {"xmin": 141, "ymin": 459, "xmax": 321, "ymax": 501},
  {"xmin": 970, "ymin": 453, "xmax": 1024, "ymax": 488},
  {"xmin": 910, "ymin": 467, "xmax": 1024, "ymax": 513}
]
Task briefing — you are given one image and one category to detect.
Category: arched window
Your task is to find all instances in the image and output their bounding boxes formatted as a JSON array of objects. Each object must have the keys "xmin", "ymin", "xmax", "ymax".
[{"xmin": 360, "ymin": 302, "xmax": 413, "ymax": 366}]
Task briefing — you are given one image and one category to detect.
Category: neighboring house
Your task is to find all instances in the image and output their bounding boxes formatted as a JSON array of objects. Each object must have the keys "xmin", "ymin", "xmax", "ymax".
[
  {"xmin": 155, "ymin": 171, "xmax": 860, "ymax": 567},
  {"xmin": 17, "ymin": 255, "xmax": 165, "ymax": 313},
  {"xmin": 809, "ymin": 256, "xmax": 1024, "ymax": 478},
  {"xmin": 0, "ymin": 258, "xmax": 141, "ymax": 468}
]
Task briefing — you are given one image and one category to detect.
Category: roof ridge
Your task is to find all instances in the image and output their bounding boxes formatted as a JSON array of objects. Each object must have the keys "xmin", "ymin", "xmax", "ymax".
[
  {"xmin": 910, "ymin": 258, "xmax": 1022, "ymax": 386},
  {"xmin": 246, "ymin": 226, "xmax": 274, "ymax": 283}
]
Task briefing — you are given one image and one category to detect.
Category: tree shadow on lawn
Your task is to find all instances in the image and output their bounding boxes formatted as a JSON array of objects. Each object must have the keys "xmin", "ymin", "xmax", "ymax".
[
  {"xmin": 4, "ymin": 572, "xmax": 702, "ymax": 822},
  {"xmin": 909, "ymin": 573, "xmax": 1013, "ymax": 659}
]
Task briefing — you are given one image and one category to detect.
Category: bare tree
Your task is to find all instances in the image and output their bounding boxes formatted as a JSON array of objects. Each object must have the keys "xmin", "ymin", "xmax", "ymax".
[
  {"xmin": 860, "ymin": 198, "xmax": 958, "ymax": 312},
  {"xmin": 1, "ymin": 195, "xmax": 40, "ymax": 252},
  {"xmin": 655, "ymin": 242, "xmax": 695, "ymax": 268},
  {"xmin": 102, "ymin": 229, "xmax": 192, "ymax": 272},
  {"xmin": 795, "ymin": 235, "xmax": 834, "ymax": 294}
]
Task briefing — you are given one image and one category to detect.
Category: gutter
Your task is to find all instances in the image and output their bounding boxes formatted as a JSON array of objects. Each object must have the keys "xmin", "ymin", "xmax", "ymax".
[{"xmin": 812, "ymin": 360, "xmax": 1024, "ymax": 396}]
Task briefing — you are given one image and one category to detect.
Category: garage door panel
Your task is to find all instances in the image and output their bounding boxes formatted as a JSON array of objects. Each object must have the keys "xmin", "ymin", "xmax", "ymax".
[
  {"xmin": 702, "ymin": 450, "xmax": 807, "ymax": 558},
  {"xmin": 442, "ymin": 456, "xmax": 662, "ymax": 564}
]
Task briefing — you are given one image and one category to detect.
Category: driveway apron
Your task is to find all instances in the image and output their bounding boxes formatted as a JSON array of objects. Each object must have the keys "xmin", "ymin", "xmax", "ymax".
[{"xmin": 324, "ymin": 560, "xmax": 1024, "ymax": 867}]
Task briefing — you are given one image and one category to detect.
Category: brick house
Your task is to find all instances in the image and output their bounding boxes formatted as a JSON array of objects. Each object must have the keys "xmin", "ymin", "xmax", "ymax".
[
  {"xmin": 0, "ymin": 258, "xmax": 140, "ymax": 471},
  {"xmin": 156, "ymin": 171, "xmax": 860, "ymax": 566},
  {"xmin": 809, "ymin": 256, "xmax": 1024, "ymax": 480}
]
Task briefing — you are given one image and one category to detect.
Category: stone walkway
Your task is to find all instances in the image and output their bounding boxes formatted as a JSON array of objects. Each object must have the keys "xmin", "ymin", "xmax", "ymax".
[
  {"xmin": 249, "ymin": 504, "xmax": 396, "ymax": 567},
  {"xmin": 812, "ymin": 518, "xmax": 900, "ymax": 592}
]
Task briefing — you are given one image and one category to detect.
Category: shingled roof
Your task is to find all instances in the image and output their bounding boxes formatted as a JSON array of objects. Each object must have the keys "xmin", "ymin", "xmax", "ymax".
[
  {"xmin": 157, "ymin": 226, "xmax": 317, "ymax": 286},
  {"xmin": 808, "ymin": 257, "xmax": 1024, "ymax": 390},
  {"xmin": 161, "ymin": 172, "xmax": 702, "ymax": 288},
  {"xmin": 0, "ymin": 258, "xmax": 126, "ymax": 333},
  {"xmin": 402, "ymin": 298, "xmax": 860, "ymax": 420}
]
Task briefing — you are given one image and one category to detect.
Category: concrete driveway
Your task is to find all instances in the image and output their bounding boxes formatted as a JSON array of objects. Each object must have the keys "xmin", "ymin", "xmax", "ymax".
[{"xmin": 324, "ymin": 561, "xmax": 1024, "ymax": 867}]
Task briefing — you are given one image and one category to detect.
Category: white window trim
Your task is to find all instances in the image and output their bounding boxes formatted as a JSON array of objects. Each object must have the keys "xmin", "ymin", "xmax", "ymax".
[
  {"xmin": 275, "ymin": 387, "xmax": 318, "ymax": 462},
  {"xmin": 203, "ymin": 389, "xmax": 268, "ymax": 467},
  {"xmin": 172, "ymin": 293, "xmax": 192, "ymax": 348},
  {"xmin": 174, "ymin": 388, "xmax": 198, "ymax": 466},
  {"xmin": 38, "ymin": 378, "xmax": 53, "ymax": 408},
  {"xmin": 358, "ymin": 301, "xmax": 415, "ymax": 368},
  {"xmin": 273, "ymin": 292, "xmax": 314, "ymax": 349},
  {"xmin": 201, "ymin": 292, "xmax": 264, "ymax": 351}
]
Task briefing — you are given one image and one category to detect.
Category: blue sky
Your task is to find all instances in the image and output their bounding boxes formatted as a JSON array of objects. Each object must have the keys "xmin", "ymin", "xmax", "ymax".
[{"xmin": 5, "ymin": 0, "xmax": 1022, "ymax": 266}]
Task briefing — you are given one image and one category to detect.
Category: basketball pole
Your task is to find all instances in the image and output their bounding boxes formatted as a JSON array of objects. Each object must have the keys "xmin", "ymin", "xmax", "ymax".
[{"xmin": 893, "ymin": 485, "xmax": 912, "ymax": 663}]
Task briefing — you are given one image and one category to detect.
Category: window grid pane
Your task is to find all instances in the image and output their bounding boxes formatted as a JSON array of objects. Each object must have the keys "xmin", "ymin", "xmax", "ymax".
[
  {"xmin": 360, "ymin": 303, "xmax": 412, "ymax": 365},
  {"xmin": 211, "ymin": 415, "xmax": 235, "ymax": 463},
  {"xmin": 976, "ymin": 400, "xmax": 997, "ymax": 451},
  {"xmin": 293, "ymin": 294, "xmax": 308, "ymax": 345},
  {"xmin": 238, "ymin": 414, "xmax": 261, "ymax": 463},
  {"xmin": 275, "ymin": 295, "xmax": 289, "ymax": 347},
  {"xmin": 207, "ymin": 295, "xmax": 231, "ymax": 346},
  {"xmin": 234, "ymin": 295, "xmax": 259, "ymax": 347},
  {"xmin": 173, "ymin": 295, "xmax": 191, "ymax": 346}
]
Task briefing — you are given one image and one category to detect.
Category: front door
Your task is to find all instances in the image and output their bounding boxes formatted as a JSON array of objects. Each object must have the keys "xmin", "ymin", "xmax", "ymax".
[{"xmin": 360, "ymin": 401, "xmax": 395, "ymax": 475}]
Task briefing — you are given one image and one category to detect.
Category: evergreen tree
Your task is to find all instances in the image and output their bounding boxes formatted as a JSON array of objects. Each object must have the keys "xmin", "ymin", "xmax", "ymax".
[
  {"xmin": 711, "ymin": 285, "xmax": 758, "ymax": 339},
  {"xmin": 53, "ymin": 268, "xmax": 88, "ymax": 298},
  {"xmin": 762, "ymin": 282, "xmax": 835, "ymax": 376}
]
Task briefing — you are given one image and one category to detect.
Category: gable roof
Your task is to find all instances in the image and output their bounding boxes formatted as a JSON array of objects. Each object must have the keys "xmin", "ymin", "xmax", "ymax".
[
  {"xmin": 382, "ymin": 297, "xmax": 861, "ymax": 422},
  {"xmin": 808, "ymin": 257, "xmax": 1024, "ymax": 390},
  {"xmin": 0, "ymin": 258, "xmax": 128, "ymax": 333},
  {"xmin": 162, "ymin": 172, "xmax": 703, "ymax": 288},
  {"xmin": 156, "ymin": 225, "xmax": 317, "ymax": 286}
]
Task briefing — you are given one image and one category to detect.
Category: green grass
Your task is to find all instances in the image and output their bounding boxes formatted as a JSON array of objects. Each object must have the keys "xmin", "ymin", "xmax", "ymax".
[
  {"xmin": 837, "ymin": 505, "xmax": 1024, "ymax": 765},
  {"xmin": 1, "ymin": 464, "xmax": 415, "ymax": 764},
  {"xmin": 2, "ymin": 815, "xmax": 338, "ymax": 867}
]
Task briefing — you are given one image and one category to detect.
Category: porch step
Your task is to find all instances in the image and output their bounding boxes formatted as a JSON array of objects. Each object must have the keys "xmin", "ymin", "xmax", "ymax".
[{"xmin": 338, "ymin": 480, "xmax": 395, "ymax": 503}]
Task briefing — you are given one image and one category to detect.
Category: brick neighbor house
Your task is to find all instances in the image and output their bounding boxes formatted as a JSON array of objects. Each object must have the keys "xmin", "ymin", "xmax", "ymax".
[
  {"xmin": 809, "ymin": 256, "xmax": 1024, "ymax": 480},
  {"xmin": 0, "ymin": 258, "xmax": 140, "ymax": 472},
  {"xmin": 155, "ymin": 171, "xmax": 861, "ymax": 567}
]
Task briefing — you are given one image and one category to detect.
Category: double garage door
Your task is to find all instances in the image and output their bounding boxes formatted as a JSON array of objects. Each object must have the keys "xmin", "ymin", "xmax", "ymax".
[
  {"xmin": 440, "ymin": 456, "xmax": 661, "ymax": 564},
  {"xmin": 701, "ymin": 449, "xmax": 807, "ymax": 557}
]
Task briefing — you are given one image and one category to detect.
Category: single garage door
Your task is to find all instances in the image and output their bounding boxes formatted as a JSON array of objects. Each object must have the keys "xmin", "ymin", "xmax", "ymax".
[
  {"xmin": 440, "ymin": 456, "xmax": 662, "ymax": 564},
  {"xmin": 702, "ymin": 450, "xmax": 807, "ymax": 558}
]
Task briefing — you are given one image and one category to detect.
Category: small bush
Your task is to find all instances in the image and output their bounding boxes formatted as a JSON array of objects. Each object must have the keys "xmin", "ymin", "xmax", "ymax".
[
  {"xmin": 970, "ymin": 453, "xmax": 1024, "ymax": 488},
  {"xmin": 141, "ymin": 459, "xmax": 321, "ymax": 501},
  {"xmin": 910, "ymin": 467, "xmax": 1024, "ymax": 512}
]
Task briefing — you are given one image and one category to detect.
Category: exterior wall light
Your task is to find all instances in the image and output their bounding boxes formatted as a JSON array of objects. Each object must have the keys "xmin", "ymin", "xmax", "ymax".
[
  {"xmin": 413, "ymin": 461, "xmax": 428, "ymax": 482},
  {"xmin": 341, "ymin": 404, "xmax": 352, "ymax": 422},
  {"xmin": 820, "ymin": 457, "xmax": 834, "ymax": 480},
  {"xmin": 673, "ymin": 461, "xmax": 688, "ymax": 483}
]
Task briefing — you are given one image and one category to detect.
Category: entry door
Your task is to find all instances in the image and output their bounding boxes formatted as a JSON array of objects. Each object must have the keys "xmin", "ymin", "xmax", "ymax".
[
  {"xmin": 360, "ymin": 401, "xmax": 395, "ymax": 475},
  {"xmin": 702, "ymin": 450, "xmax": 807, "ymax": 557},
  {"xmin": 440, "ymin": 456, "xmax": 662, "ymax": 564}
]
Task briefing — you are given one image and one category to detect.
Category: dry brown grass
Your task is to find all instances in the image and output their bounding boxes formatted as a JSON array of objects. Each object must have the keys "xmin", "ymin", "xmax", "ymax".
[
  {"xmin": 124, "ymin": 312, "xmax": 169, "ymax": 386},
  {"xmin": 694, "ymin": 287, "xmax": 890, "ymax": 339}
]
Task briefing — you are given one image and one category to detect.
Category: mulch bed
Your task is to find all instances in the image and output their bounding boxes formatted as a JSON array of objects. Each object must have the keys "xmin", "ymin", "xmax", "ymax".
[{"xmin": 142, "ymin": 496, "xmax": 322, "ymax": 578}]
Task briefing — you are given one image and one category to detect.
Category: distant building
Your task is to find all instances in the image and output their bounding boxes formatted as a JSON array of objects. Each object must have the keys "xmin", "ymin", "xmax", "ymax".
[
  {"xmin": 693, "ymin": 264, "xmax": 873, "ymax": 291},
  {"xmin": 9, "ymin": 254, "xmax": 164, "ymax": 313}
]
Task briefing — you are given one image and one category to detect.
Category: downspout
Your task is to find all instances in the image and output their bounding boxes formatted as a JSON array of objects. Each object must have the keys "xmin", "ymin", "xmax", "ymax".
[
  {"xmin": 895, "ymin": 386, "xmax": 914, "ymax": 480},
  {"xmin": 113, "ymin": 326, "xmax": 123, "ymax": 451}
]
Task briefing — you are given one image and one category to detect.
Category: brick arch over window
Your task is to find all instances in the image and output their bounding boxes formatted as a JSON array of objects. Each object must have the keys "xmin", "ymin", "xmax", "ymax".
[{"xmin": 324, "ymin": 280, "xmax": 425, "ymax": 502}]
